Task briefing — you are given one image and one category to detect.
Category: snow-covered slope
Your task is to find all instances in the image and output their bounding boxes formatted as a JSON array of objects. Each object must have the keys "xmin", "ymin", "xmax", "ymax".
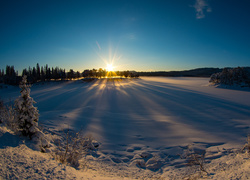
[{"xmin": 0, "ymin": 77, "xmax": 249, "ymax": 179}]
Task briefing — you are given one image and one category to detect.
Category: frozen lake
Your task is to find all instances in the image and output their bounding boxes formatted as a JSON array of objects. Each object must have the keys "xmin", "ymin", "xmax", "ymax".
[
  {"xmin": 2, "ymin": 76, "xmax": 250, "ymax": 178},
  {"xmin": 2, "ymin": 77, "xmax": 250, "ymax": 150}
]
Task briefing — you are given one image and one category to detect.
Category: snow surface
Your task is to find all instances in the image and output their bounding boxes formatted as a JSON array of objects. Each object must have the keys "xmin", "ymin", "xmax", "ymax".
[{"xmin": 0, "ymin": 77, "xmax": 250, "ymax": 179}]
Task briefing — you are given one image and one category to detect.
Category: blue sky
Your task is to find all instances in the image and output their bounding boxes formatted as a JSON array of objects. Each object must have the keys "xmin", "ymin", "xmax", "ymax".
[{"xmin": 0, "ymin": 0, "xmax": 250, "ymax": 73}]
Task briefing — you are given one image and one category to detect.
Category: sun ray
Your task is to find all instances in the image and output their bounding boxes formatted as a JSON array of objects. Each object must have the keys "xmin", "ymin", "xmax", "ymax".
[
  {"xmin": 93, "ymin": 41, "xmax": 123, "ymax": 77},
  {"xmin": 106, "ymin": 64, "xmax": 114, "ymax": 71}
]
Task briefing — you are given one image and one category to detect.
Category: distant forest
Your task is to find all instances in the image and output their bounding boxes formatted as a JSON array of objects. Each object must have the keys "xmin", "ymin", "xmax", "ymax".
[
  {"xmin": 0, "ymin": 63, "xmax": 140, "ymax": 85},
  {"xmin": 137, "ymin": 68, "xmax": 222, "ymax": 77},
  {"xmin": 0, "ymin": 64, "xmax": 223, "ymax": 85}
]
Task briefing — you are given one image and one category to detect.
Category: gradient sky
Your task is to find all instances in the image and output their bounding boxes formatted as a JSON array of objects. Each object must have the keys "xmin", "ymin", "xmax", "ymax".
[{"xmin": 1, "ymin": 0, "xmax": 250, "ymax": 73}]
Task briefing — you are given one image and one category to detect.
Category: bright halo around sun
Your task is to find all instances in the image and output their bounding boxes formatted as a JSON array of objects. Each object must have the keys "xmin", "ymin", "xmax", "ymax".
[{"xmin": 106, "ymin": 64, "xmax": 114, "ymax": 71}]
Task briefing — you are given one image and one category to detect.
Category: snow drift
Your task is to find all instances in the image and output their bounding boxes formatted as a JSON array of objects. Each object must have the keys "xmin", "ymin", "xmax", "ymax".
[{"xmin": 0, "ymin": 77, "xmax": 250, "ymax": 179}]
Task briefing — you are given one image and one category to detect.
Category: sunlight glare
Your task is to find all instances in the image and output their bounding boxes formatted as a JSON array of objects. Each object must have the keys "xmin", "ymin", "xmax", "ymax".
[{"xmin": 107, "ymin": 64, "xmax": 114, "ymax": 71}]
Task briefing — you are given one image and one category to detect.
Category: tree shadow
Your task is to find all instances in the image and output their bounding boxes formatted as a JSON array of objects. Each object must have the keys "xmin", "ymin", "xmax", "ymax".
[
  {"xmin": 0, "ymin": 132, "xmax": 20, "ymax": 148},
  {"xmin": 30, "ymin": 77, "xmax": 250, "ymax": 151}
]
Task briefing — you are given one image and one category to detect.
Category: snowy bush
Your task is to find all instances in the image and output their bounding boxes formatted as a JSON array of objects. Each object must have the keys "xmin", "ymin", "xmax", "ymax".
[
  {"xmin": 1, "ymin": 104, "xmax": 19, "ymax": 133},
  {"xmin": 0, "ymin": 98, "xmax": 5, "ymax": 123},
  {"xmin": 181, "ymin": 145, "xmax": 208, "ymax": 177},
  {"xmin": 14, "ymin": 75, "xmax": 40, "ymax": 139},
  {"xmin": 242, "ymin": 134, "xmax": 250, "ymax": 154},
  {"xmin": 0, "ymin": 98, "xmax": 19, "ymax": 132},
  {"xmin": 52, "ymin": 129, "xmax": 99, "ymax": 168},
  {"xmin": 210, "ymin": 67, "xmax": 250, "ymax": 87}
]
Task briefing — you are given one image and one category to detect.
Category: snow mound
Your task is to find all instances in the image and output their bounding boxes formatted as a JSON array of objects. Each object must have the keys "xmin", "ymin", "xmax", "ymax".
[{"xmin": 0, "ymin": 128, "xmax": 131, "ymax": 180}]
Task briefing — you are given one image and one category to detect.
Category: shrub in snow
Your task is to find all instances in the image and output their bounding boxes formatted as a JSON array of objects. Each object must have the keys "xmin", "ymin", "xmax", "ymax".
[
  {"xmin": 182, "ymin": 145, "xmax": 208, "ymax": 176},
  {"xmin": 0, "ymin": 99, "xmax": 5, "ymax": 124},
  {"xmin": 242, "ymin": 134, "xmax": 250, "ymax": 154},
  {"xmin": 0, "ymin": 98, "xmax": 19, "ymax": 132},
  {"xmin": 2, "ymin": 104, "xmax": 19, "ymax": 133},
  {"xmin": 52, "ymin": 129, "xmax": 99, "ymax": 168},
  {"xmin": 32, "ymin": 130, "xmax": 51, "ymax": 153},
  {"xmin": 210, "ymin": 67, "xmax": 250, "ymax": 87},
  {"xmin": 14, "ymin": 75, "xmax": 39, "ymax": 139}
]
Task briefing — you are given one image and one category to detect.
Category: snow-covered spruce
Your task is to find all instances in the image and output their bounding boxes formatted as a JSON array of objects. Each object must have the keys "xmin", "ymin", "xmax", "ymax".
[
  {"xmin": 14, "ymin": 75, "xmax": 39, "ymax": 138},
  {"xmin": 210, "ymin": 67, "xmax": 250, "ymax": 87}
]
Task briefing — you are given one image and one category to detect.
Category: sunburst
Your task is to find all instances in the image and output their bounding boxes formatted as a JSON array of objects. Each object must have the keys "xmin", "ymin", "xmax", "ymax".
[{"xmin": 106, "ymin": 64, "xmax": 114, "ymax": 71}]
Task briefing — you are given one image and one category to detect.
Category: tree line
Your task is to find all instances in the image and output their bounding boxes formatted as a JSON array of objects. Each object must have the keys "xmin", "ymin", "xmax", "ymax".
[
  {"xmin": 210, "ymin": 67, "xmax": 250, "ymax": 87},
  {"xmin": 0, "ymin": 64, "xmax": 139, "ymax": 85}
]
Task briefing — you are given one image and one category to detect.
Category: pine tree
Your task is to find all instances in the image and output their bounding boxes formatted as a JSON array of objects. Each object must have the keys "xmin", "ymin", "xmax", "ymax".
[
  {"xmin": 36, "ymin": 63, "xmax": 41, "ymax": 81},
  {"xmin": 15, "ymin": 75, "xmax": 39, "ymax": 139},
  {"xmin": 41, "ymin": 66, "xmax": 45, "ymax": 81}
]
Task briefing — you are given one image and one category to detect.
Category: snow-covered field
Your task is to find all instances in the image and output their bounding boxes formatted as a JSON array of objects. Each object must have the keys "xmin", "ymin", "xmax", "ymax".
[{"xmin": 1, "ymin": 77, "xmax": 250, "ymax": 179}]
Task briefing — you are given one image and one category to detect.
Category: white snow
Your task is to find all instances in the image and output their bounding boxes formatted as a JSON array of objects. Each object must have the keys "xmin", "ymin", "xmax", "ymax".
[{"xmin": 0, "ymin": 77, "xmax": 250, "ymax": 179}]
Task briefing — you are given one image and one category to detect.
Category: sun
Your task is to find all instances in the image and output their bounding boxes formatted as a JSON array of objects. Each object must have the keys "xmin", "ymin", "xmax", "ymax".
[{"xmin": 106, "ymin": 64, "xmax": 114, "ymax": 71}]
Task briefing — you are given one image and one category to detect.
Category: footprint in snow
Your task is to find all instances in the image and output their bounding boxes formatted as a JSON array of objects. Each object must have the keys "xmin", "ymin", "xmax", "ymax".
[{"xmin": 126, "ymin": 146, "xmax": 142, "ymax": 152}]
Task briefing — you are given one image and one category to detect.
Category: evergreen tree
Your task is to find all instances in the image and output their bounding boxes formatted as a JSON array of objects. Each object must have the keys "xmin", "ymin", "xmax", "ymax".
[
  {"xmin": 52, "ymin": 67, "xmax": 54, "ymax": 79},
  {"xmin": 36, "ymin": 63, "xmax": 41, "ymax": 81},
  {"xmin": 48, "ymin": 67, "xmax": 51, "ymax": 80},
  {"xmin": 45, "ymin": 64, "xmax": 49, "ymax": 80},
  {"xmin": 1, "ymin": 69, "xmax": 4, "ymax": 76},
  {"xmin": 67, "ymin": 69, "xmax": 75, "ymax": 80},
  {"xmin": 76, "ymin": 71, "xmax": 81, "ymax": 79},
  {"xmin": 32, "ymin": 67, "xmax": 37, "ymax": 83},
  {"xmin": 41, "ymin": 66, "xmax": 45, "ymax": 81},
  {"xmin": 62, "ymin": 69, "xmax": 66, "ymax": 80},
  {"xmin": 6, "ymin": 65, "xmax": 10, "ymax": 76},
  {"xmin": 28, "ymin": 66, "xmax": 32, "ymax": 77},
  {"xmin": 22, "ymin": 68, "xmax": 28, "ymax": 76},
  {"xmin": 10, "ymin": 65, "xmax": 16, "ymax": 77},
  {"xmin": 14, "ymin": 75, "xmax": 39, "ymax": 139}
]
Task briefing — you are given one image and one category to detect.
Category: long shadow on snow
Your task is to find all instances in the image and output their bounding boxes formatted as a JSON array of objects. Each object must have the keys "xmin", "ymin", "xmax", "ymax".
[
  {"xmin": 124, "ymin": 79, "xmax": 250, "ymax": 145},
  {"xmin": 34, "ymin": 78, "xmax": 250, "ymax": 151}
]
